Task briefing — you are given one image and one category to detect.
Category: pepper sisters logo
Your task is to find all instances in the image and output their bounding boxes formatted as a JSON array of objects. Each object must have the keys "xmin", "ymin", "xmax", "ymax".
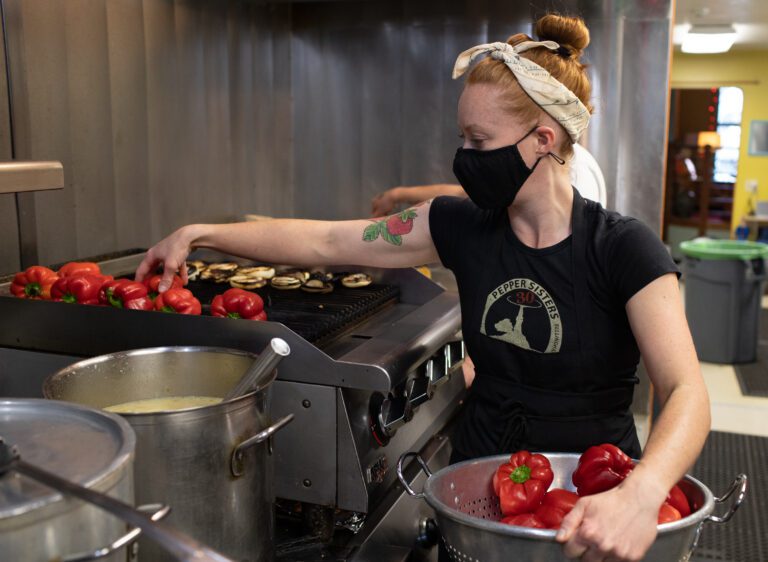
[{"xmin": 480, "ymin": 278, "xmax": 562, "ymax": 353}]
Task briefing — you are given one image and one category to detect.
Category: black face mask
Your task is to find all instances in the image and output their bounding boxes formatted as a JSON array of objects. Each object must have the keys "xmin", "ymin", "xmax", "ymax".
[{"xmin": 453, "ymin": 127, "xmax": 564, "ymax": 210}]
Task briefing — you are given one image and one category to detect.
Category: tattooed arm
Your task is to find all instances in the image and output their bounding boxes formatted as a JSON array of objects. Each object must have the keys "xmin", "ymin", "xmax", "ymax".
[{"xmin": 136, "ymin": 201, "xmax": 439, "ymax": 291}]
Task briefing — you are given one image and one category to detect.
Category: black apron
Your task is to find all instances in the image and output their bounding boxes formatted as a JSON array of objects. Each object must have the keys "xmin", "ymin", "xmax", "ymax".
[{"xmin": 453, "ymin": 189, "xmax": 642, "ymax": 461}]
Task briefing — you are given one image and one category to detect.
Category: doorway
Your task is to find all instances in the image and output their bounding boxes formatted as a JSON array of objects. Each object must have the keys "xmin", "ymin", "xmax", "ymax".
[{"xmin": 664, "ymin": 87, "xmax": 744, "ymax": 259}]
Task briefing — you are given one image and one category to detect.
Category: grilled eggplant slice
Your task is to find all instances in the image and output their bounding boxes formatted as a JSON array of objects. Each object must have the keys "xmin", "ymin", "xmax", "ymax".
[
  {"xmin": 271, "ymin": 276, "xmax": 302, "ymax": 290},
  {"xmin": 302, "ymin": 278, "xmax": 334, "ymax": 294},
  {"xmin": 280, "ymin": 270, "xmax": 310, "ymax": 283},
  {"xmin": 185, "ymin": 262, "xmax": 203, "ymax": 282},
  {"xmin": 201, "ymin": 269, "xmax": 233, "ymax": 283},
  {"xmin": 237, "ymin": 266, "xmax": 276, "ymax": 280},
  {"xmin": 341, "ymin": 273, "xmax": 372, "ymax": 288},
  {"xmin": 207, "ymin": 262, "xmax": 239, "ymax": 272},
  {"xmin": 229, "ymin": 275, "xmax": 268, "ymax": 290}
]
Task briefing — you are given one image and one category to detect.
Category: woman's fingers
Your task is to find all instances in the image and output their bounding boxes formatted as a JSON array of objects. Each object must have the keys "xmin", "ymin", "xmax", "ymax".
[
  {"xmin": 136, "ymin": 227, "xmax": 195, "ymax": 291},
  {"xmin": 134, "ymin": 254, "xmax": 158, "ymax": 283},
  {"xmin": 461, "ymin": 354, "xmax": 476, "ymax": 387},
  {"xmin": 371, "ymin": 190, "xmax": 396, "ymax": 217},
  {"xmin": 558, "ymin": 488, "xmax": 655, "ymax": 562},
  {"xmin": 158, "ymin": 269, "xmax": 176, "ymax": 293},
  {"xmin": 557, "ymin": 498, "xmax": 586, "ymax": 543},
  {"xmin": 179, "ymin": 262, "xmax": 189, "ymax": 285}
]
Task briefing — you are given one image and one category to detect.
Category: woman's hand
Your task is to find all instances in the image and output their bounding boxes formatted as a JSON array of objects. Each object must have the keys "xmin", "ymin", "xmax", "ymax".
[
  {"xmin": 135, "ymin": 225, "xmax": 199, "ymax": 292},
  {"xmin": 557, "ymin": 467, "xmax": 665, "ymax": 562}
]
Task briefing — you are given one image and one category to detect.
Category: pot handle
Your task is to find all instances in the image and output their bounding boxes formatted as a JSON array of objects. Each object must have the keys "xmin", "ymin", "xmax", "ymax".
[
  {"xmin": 707, "ymin": 473, "xmax": 748, "ymax": 524},
  {"xmin": 230, "ymin": 414, "xmax": 295, "ymax": 477},
  {"xmin": 62, "ymin": 503, "xmax": 171, "ymax": 562},
  {"xmin": 396, "ymin": 452, "xmax": 432, "ymax": 500}
]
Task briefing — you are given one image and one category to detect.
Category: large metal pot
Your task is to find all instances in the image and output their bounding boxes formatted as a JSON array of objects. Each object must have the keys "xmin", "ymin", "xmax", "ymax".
[
  {"xmin": 44, "ymin": 347, "xmax": 293, "ymax": 562},
  {"xmin": 0, "ymin": 398, "xmax": 168, "ymax": 562},
  {"xmin": 397, "ymin": 452, "xmax": 747, "ymax": 562}
]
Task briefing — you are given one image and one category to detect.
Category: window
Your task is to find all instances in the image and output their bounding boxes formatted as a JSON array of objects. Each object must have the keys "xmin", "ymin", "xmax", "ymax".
[{"xmin": 713, "ymin": 87, "xmax": 743, "ymax": 183}]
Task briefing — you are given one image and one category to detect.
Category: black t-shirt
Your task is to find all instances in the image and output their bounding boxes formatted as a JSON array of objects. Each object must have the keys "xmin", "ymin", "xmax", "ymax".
[{"xmin": 429, "ymin": 194, "xmax": 679, "ymax": 456}]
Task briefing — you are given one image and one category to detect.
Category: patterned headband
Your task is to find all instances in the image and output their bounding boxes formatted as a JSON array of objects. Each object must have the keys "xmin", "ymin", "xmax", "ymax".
[{"xmin": 453, "ymin": 40, "xmax": 590, "ymax": 143}]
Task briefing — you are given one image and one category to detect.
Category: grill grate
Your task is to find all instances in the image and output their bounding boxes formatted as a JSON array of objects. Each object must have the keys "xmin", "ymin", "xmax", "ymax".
[
  {"xmin": 186, "ymin": 278, "xmax": 400, "ymax": 345},
  {"xmin": 690, "ymin": 431, "xmax": 766, "ymax": 562}
]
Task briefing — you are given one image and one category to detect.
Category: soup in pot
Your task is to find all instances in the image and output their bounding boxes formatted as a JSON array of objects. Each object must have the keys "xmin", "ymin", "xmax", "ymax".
[{"xmin": 104, "ymin": 396, "xmax": 222, "ymax": 413}]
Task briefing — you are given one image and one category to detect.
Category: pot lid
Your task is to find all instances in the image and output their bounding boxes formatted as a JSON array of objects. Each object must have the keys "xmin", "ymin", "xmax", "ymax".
[{"xmin": 0, "ymin": 399, "xmax": 135, "ymax": 520}]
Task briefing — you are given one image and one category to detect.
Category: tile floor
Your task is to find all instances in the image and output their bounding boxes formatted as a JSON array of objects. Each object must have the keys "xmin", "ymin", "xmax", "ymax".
[{"xmin": 701, "ymin": 361, "xmax": 768, "ymax": 437}]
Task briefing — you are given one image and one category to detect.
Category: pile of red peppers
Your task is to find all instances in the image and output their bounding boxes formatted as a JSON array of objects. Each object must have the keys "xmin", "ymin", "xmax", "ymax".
[
  {"xmin": 493, "ymin": 443, "xmax": 692, "ymax": 530},
  {"xmin": 9, "ymin": 264, "xmax": 267, "ymax": 322}
]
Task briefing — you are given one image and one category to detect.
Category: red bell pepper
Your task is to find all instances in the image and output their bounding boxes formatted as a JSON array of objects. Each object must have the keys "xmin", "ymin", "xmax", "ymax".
[
  {"xmin": 154, "ymin": 288, "xmax": 201, "ymax": 315},
  {"xmin": 100, "ymin": 279, "xmax": 154, "ymax": 311},
  {"xmin": 57, "ymin": 261, "xmax": 102, "ymax": 278},
  {"xmin": 666, "ymin": 484, "xmax": 691, "ymax": 518},
  {"xmin": 572, "ymin": 443, "xmax": 635, "ymax": 496},
  {"xmin": 534, "ymin": 488, "xmax": 580, "ymax": 529},
  {"xmin": 51, "ymin": 274, "xmax": 111, "ymax": 305},
  {"xmin": 143, "ymin": 274, "xmax": 184, "ymax": 300},
  {"xmin": 658, "ymin": 502, "xmax": 682, "ymax": 524},
  {"xmin": 492, "ymin": 451, "xmax": 554, "ymax": 516},
  {"xmin": 501, "ymin": 513, "xmax": 547, "ymax": 529},
  {"xmin": 10, "ymin": 266, "xmax": 59, "ymax": 299},
  {"xmin": 211, "ymin": 288, "xmax": 267, "ymax": 321}
]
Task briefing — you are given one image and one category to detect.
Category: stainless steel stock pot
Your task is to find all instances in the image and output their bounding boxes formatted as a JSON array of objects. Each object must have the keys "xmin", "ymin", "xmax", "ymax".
[{"xmin": 44, "ymin": 346, "xmax": 293, "ymax": 562}]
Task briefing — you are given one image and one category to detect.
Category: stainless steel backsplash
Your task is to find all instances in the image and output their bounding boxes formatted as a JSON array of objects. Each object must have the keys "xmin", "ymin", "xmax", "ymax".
[
  {"xmin": 1, "ymin": 0, "xmax": 294, "ymax": 270},
  {"xmin": 0, "ymin": 0, "xmax": 672, "ymax": 273}
]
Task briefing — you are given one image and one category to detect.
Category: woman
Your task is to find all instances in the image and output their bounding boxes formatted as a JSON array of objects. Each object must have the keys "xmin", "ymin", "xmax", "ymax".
[{"xmin": 137, "ymin": 14, "xmax": 709, "ymax": 562}]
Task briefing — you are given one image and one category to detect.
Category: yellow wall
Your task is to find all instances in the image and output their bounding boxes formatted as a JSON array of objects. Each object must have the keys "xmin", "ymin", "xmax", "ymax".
[{"xmin": 671, "ymin": 51, "xmax": 768, "ymax": 233}]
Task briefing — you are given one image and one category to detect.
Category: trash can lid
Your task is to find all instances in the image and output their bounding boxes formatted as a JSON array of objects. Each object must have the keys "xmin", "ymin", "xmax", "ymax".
[{"xmin": 680, "ymin": 238, "xmax": 768, "ymax": 260}]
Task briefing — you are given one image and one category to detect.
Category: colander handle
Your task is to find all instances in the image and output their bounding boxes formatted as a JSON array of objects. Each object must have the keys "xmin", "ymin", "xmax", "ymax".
[
  {"xmin": 397, "ymin": 452, "xmax": 433, "ymax": 500},
  {"xmin": 707, "ymin": 473, "xmax": 748, "ymax": 524}
]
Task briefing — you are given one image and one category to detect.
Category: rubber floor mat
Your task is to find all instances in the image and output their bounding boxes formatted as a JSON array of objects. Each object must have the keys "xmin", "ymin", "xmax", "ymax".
[{"xmin": 690, "ymin": 431, "xmax": 765, "ymax": 561}]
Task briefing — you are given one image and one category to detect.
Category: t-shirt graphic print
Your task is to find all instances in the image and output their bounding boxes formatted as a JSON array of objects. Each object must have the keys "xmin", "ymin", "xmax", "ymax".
[{"xmin": 480, "ymin": 278, "xmax": 563, "ymax": 354}]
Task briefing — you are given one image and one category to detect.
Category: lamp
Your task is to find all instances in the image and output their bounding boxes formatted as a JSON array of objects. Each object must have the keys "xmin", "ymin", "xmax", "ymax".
[
  {"xmin": 697, "ymin": 131, "xmax": 722, "ymax": 149},
  {"xmin": 682, "ymin": 25, "xmax": 737, "ymax": 54}
]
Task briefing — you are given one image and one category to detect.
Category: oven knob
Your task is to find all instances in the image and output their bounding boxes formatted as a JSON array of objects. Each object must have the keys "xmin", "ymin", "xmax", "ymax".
[
  {"xmin": 415, "ymin": 517, "xmax": 440, "ymax": 549},
  {"xmin": 402, "ymin": 378, "xmax": 416, "ymax": 423},
  {"xmin": 378, "ymin": 395, "xmax": 408, "ymax": 437},
  {"xmin": 369, "ymin": 393, "xmax": 391, "ymax": 447}
]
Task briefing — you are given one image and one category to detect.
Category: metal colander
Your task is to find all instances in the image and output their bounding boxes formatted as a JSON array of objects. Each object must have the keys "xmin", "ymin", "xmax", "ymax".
[{"xmin": 397, "ymin": 453, "xmax": 746, "ymax": 562}]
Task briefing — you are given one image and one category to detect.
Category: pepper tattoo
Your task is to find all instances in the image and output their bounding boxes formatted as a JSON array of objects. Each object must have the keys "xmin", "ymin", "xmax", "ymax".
[{"xmin": 363, "ymin": 208, "xmax": 418, "ymax": 246}]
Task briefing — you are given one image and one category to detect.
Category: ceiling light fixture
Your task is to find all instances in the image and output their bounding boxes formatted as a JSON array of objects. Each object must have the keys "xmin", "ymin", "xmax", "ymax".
[{"xmin": 682, "ymin": 24, "xmax": 737, "ymax": 54}]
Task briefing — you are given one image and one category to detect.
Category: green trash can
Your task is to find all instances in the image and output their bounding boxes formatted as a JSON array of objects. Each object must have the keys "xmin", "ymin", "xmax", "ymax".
[{"xmin": 680, "ymin": 238, "xmax": 768, "ymax": 363}]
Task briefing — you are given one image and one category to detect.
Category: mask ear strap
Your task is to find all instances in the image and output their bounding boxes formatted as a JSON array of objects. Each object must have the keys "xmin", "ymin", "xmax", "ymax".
[
  {"xmin": 529, "ymin": 150, "xmax": 565, "ymax": 173},
  {"xmin": 548, "ymin": 152, "xmax": 566, "ymax": 165},
  {"xmin": 516, "ymin": 125, "xmax": 541, "ymax": 144}
]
